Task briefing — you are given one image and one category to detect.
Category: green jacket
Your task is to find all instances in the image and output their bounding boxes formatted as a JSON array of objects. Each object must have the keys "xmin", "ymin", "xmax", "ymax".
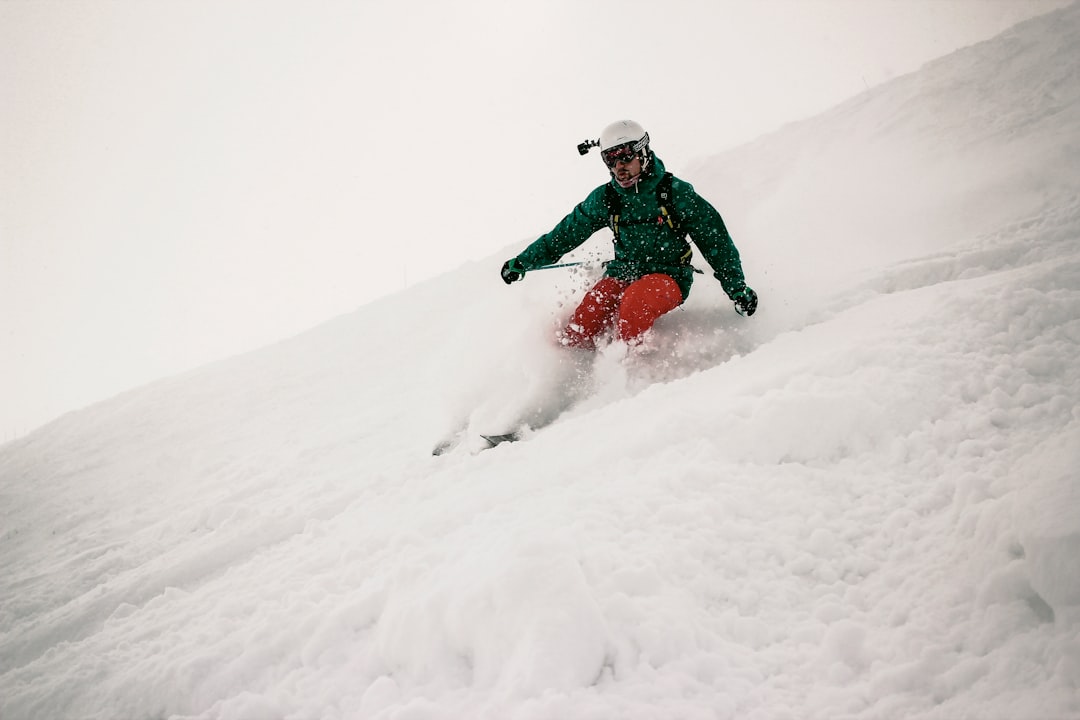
[{"xmin": 516, "ymin": 154, "xmax": 746, "ymax": 301}]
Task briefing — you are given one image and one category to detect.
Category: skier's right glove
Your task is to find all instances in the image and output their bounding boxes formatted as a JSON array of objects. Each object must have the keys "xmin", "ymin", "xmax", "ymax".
[
  {"xmin": 732, "ymin": 286, "xmax": 758, "ymax": 317},
  {"xmin": 501, "ymin": 258, "xmax": 526, "ymax": 285}
]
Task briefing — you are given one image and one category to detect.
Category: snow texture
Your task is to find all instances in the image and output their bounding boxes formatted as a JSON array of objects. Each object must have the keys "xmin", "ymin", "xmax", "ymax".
[{"xmin": 3, "ymin": 6, "xmax": 1080, "ymax": 719}]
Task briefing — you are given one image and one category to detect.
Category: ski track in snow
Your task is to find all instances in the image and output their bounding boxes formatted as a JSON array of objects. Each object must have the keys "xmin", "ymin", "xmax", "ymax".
[{"xmin": 3, "ymin": 7, "xmax": 1080, "ymax": 720}]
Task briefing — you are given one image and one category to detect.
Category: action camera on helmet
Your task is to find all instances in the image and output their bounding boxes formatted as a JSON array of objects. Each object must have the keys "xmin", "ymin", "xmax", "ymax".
[{"xmin": 577, "ymin": 139, "xmax": 600, "ymax": 156}]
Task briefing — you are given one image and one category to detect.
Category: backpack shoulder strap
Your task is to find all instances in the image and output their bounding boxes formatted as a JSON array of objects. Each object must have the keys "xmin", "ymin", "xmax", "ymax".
[
  {"xmin": 658, "ymin": 172, "xmax": 694, "ymax": 266},
  {"xmin": 656, "ymin": 171, "xmax": 674, "ymax": 204},
  {"xmin": 656, "ymin": 172, "xmax": 683, "ymax": 237},
  {"xmin": 603, "ymin": 183, "xmax": 621, "ymax": 240}
]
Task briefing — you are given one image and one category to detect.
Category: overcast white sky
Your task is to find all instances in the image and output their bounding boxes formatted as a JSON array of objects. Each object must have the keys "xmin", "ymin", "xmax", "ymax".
[{"xmin": 0, "ymin": 0, "xmax": 1070, "ymax": 438}]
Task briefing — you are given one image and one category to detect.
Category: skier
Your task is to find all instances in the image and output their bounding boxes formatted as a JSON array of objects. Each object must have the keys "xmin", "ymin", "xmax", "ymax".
[{"xmin": 501, "ymin": 120, "xmax": 757, "ymax": 349}]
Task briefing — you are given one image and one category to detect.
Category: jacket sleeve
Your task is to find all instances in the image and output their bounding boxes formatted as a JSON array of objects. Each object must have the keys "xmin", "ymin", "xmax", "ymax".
[
  {"xmin": 674, "ymin": 178, "xmax": 747, "ymax": 299},
  {"xmin": 516, "ymin": 185, "xmax": 611, "ymax": 270}
]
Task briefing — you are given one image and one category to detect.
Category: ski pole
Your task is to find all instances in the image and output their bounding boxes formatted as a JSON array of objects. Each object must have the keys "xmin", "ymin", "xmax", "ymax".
[
  {"xmin": 531, "ymin": 260, "xmax": 606, "ymax": 271},
  {"xmin": 532, "ymin": 260, "xmax": 704, "ymax": 274}
]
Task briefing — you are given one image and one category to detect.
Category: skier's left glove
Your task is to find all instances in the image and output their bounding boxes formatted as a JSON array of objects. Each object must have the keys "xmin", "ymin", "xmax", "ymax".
[
  {"xmin": 501, "ymin": 258, "xmax": 526, "ymax": 285},
  {"xmin": 732, "ymin": 286, "xmax": 758, "ymax": 317}
]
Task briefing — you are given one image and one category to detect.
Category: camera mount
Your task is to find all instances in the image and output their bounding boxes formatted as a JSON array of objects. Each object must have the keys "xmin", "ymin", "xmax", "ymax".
[{"xmin": 577, "ymin": 139, "xmax": 600, "ymax": 156}]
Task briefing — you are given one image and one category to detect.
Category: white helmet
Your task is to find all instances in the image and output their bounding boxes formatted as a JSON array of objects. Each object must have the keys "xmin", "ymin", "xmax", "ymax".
[
  {"xmin": 599, "ymin": 119, "xmax": 650, "ymax": 153},
  {"xmin": 597, "ymin": 120, "xmax": 652, "ymax": 179}
]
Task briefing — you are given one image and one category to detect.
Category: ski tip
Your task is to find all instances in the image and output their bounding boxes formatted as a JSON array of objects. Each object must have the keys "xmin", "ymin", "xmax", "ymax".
[{"xmin": 432, "ymin": 435, "xmax": 463, "ymax": 456}]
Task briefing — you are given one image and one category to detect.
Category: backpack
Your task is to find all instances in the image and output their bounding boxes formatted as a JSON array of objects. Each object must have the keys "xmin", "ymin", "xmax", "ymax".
[{"xmin": 602, "ymin": 172, "xmax": 692, "ymax": 267}]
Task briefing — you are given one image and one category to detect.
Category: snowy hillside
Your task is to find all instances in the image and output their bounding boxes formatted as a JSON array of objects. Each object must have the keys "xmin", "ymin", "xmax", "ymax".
[{"xmin": 3, "ymin": 5, "xmax": 1080, "ymax": 719}]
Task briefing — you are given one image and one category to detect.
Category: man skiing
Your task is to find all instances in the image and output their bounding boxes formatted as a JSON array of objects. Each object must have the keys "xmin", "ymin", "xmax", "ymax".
[{"xmin": 501, "ymin": 120, "xmax": 757, "ymax": 349}]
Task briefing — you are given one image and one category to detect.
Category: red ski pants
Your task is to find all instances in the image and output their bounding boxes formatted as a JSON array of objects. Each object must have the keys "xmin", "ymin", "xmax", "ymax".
[{"xmin": 561, "ymin": 274, "xmax": 684, "ymax": 349}]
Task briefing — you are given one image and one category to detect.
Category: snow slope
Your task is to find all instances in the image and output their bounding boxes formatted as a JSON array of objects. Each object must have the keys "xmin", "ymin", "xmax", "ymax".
[{"xmin": 2, "ymin": 6, "xmax": 1080, "ymax": 719}]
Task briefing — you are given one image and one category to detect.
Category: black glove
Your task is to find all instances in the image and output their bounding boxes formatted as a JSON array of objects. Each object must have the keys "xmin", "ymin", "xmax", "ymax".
[
  {"xmin": 501, "ymin": 258, "xmax": 526, "ymax": 285},
  {"xmin": 732, "ymin": 287, "xmax": 758, "ymax": 317}
]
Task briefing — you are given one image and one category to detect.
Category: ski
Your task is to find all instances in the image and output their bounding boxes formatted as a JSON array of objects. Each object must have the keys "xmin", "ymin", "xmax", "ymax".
[
  {"xmin": 479, "ymin": 432, "xmax": 521, "ymax": 448},
  {"xmin": 432, "ymin": 429, "xmax": 522, "ymax": 456}
]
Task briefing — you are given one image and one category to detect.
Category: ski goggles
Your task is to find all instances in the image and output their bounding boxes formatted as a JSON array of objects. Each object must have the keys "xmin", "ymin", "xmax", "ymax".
[{"xmin": 601, "ymin": 144, "xmax": 639, "ymax": 168}]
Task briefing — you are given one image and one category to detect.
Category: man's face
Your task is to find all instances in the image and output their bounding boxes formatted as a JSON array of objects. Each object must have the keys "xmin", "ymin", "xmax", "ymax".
[
  {"xmin": 612, "ymin": 155, "xmax": 642, "ymax": 188},
  {"xmin": 603, "ymin": 144, "xmax": 643, "ymax": 188},
  {"xmin": 604, "ymin": 142, "xmax": 643, "ymax": 188}
]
